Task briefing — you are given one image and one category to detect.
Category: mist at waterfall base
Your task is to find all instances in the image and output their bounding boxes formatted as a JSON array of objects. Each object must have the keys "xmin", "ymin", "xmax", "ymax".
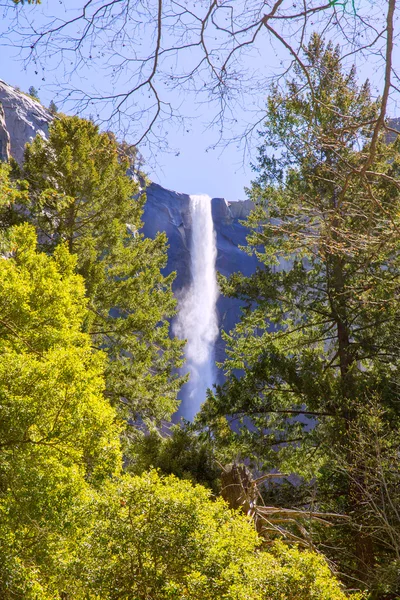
[{"xmin": 173, "ymin": 194, "xmax": 219, "ymax": 421}]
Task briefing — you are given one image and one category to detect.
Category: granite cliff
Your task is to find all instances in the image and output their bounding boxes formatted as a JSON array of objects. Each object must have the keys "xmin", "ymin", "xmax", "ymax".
[
  {"xmin": 0, "ymin": 80, "xmax": 52, "ymax": 164},
  {"xmin": 143, "ymin": 184, "xmax": 257, "ymax": 372}
]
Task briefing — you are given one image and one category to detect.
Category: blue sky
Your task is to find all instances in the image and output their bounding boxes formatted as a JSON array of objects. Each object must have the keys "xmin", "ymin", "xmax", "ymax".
[{"xmin": 0, "ymin": 0, "xmax": 395, "ymax": 200}]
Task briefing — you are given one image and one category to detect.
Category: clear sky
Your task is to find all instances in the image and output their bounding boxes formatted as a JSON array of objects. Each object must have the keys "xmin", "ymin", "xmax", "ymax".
[{"xmin": 0, "ymin": 0, "xmax": 395, "ymax": 200}]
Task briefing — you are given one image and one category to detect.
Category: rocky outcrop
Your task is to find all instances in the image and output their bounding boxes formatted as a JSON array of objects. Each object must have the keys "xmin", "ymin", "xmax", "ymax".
[
  {"xmin": 143, "ymin": 184, "xmax": 258, "ymax": 373},
  {"xmin": 0, "ymin": 80, "xmax": 52, "ymax": 164},
  {"xmin": 0, "ymin": 102, "xmax": 11, "ymax": 162}
]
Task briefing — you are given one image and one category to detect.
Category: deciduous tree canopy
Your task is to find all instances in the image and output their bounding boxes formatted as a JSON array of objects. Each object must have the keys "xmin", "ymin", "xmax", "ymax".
[
  {"xmin": 0, "ymin": 222, "xmax": 122, "ymax": 597},
  {"xmin": 70, "ymin": 471, "xmax": 350, "ymax": 600}
]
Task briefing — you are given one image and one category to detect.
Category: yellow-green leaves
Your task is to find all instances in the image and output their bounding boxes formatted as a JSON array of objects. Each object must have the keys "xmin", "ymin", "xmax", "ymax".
[
  {"xmin": 73, "ymin": 471, "xmax": 348, "ymax": 600},
  {"xmin": 0, "ymin": 224, "xmax": 122, "ymax": 597}
]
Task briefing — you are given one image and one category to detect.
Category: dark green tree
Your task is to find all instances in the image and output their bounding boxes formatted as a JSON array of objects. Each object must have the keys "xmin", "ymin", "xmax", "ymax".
[
  {"xmin": 16, "ymin": 115, "xmax": 185, "ymax": 432},
  {"xmin": 0, "ymin": 162, "xmax": 27, "ymax": 231},
  {"xmin": 198, "ymin": 35, "xmax": 400, "ymax": 588},
  {"xmin": 48, "ymin": 99, "xmax": 58, "ymax": 114},
  {"xmin": 130, "ymin": 424, "xmax": 222, "ymax": 493},
  {"xmin": 28, "ymin": 85, "xmax": 39, "ymax": 100}
]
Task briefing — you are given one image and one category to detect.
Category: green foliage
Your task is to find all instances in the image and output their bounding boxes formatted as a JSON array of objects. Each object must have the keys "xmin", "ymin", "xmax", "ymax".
[
  {"xmin": 0, "ymin": 162, "xmax": 27, "ymax": 231},
  {"xmin": 197, "ymin": 34, "xmax": 400, "ymax": 587},
  {"xmin": 21, "ymin": 116, "xmax": 136, "ymax": 267},
  {"xmin": 130, "ymin": 424, "xmax": 222, "ymax": 493},
  {"xmin": 70, "ymin": 471, "xmax": 349, "ymax": 599},
  {"xmin": 0, "ymin": 215, "xmax": 347, "ymax": 596},
  {"xmin": 48, "ymin": 99, "xmax": 58, "ymax": 114},
  {"xmin": 337, "ymin": 402, "xmax": 400, "ymax": 598},
  {"xmin": 28, "ymin": 85, "xmax": 39, "ymax": 100},
  {"xmin": 0, "ymin": 223, "xmax": 122, "ymax": 597},
  {"xmin": 17, "ymin": 115, "xmax": 185, "ymax": 427}
]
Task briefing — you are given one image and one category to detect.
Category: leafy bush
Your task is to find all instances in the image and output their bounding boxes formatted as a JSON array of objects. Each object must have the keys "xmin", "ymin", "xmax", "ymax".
[{"xmin": 71, "ymin": 471, "xmax": 351, "ymax": 600}]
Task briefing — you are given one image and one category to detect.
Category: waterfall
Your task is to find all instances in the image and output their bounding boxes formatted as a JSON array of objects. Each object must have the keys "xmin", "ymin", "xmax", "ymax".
[{"xmin": 174, "ymin": 194, "xmax": 219, "ymax": 420}]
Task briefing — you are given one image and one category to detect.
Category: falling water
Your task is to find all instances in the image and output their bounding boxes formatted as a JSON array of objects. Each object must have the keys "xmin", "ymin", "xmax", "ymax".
[{"xmin": 174, "ymin": 194, "xmax": 219, "ymax": 420}]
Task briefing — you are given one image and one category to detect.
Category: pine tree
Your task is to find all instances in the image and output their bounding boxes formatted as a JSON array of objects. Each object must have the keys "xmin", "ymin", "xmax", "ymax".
[
  {"xmin": 48, "ymin": 99, "xmax": 58, "ymax": 114},
  {"xmin": 17, "ymin": 116, "xmax": 185, "ymax": 432},
  {"xmin": 199, "ymin": 35, "xmax": 400, "ymax": 586},
  {"xmin": 28, "ymin": 85, "xmax": 39, "ymax": 100}
]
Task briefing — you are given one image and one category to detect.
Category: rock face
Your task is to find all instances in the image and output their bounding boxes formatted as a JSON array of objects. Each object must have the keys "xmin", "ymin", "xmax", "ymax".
[
  {"xmin": 0, "ymin": 80, "xmax": 52, "ymax": 164},
  {"xmin": 143, "ymin": 184, "xmax": 258, "ymax": 375},
  {"xmin": 386, "ymin": 117, "xmax": 400, "ymax": 144},
  {"xmin": 0, "ymin": 102, "xmax": 11, "ymax": 162}
]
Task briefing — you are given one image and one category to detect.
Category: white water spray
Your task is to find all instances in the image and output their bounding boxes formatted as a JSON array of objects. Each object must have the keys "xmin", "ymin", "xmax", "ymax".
[{"xmin": 174, "ymin": 194, "xmax": 219, "ymax": 420}]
